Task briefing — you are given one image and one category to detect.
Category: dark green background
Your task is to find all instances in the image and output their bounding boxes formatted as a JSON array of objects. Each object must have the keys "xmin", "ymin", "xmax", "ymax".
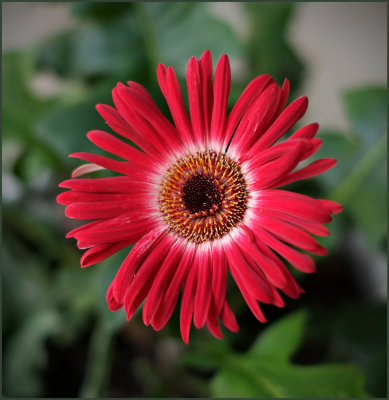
[{"xmin": 2, "ymin": 3, "xmax": 387, "ymax": 398}]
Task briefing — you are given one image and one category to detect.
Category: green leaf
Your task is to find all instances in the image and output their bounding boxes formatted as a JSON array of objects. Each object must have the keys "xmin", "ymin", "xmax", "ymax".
[
  {"xmin": 248, "ymin": 310, "xmax": 307, "ymax": 362},
  {"xmin": 211, "ymin": 311, "xmax": 368, "ymax": 398}
]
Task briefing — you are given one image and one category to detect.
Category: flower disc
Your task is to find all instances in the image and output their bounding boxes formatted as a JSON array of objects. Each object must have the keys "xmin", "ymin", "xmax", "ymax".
[{"xmin": 159, "ymin": 150, "xmax": 249, "ymax": 243}]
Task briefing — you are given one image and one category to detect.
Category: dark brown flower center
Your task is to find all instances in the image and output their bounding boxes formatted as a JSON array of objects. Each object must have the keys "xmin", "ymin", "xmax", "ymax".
[
  {"xmin": 182, "ymin": 173, "xmax": 222, "ymax": 215},
  {"xmin": 159, "ymin": 151, "xmax": 249, "ymax": 243}
]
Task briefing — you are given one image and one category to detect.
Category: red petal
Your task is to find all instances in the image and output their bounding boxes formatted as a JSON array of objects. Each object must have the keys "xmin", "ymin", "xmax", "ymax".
[
  {"xmin": 224, "ymin": 74, "xmax": 272, "ymax": 149},
  {"xmin": 193, "ymin": 246, "xmax": 213, "ymax": 329},
  {"xmin": 250, "ymin": 225, "xmax": 316, "ymax": 273},
  {"xmin": 233, "ymin": 231, "xmax": 288, "ymax": 289},
  {"xmin": 225, "ymin": 241, "xmax": 267, "ymax": 323},
  {"xmin": 211, "ymin": 54, "xmax": 231, "ymax": 148},
  {"xmin": 253, "ymin": 213, "xmax": 328, "ymax": 256},
  {"xmin": 117, "ymin": 86, "xmax": 184, "ymax": 155},
  {"xmin": 274, "ymin": 78, "xmax": 290, "ymax": 116},
  {"xmin": 123, "ymin": 234, "xmax": 175, "ymax": 320},
  {"xmin": 180, "ymin": 260, "xmax": 198, "ymax": 344},
  {"xmin": 316, "ymin": 199, "xmax": 343, "ymax": 214},
  {"xmin": 248, "ymin": 140, "xmax": 305, "ymax": 190},
  {"xmin": 186, "ymin": 57, "xmax": 205, "ymax": 147},
  {"xmin": 206, "ymin": 318, "xmax": 223, "ymax": 339},
  {"xmin": 275, "ymin": 158, "xmax": 337, "ymax": 187},
  {"xmin": 59, "ymin": 176, "xmax": 154, "ymax": 194},
  {"xmin": 73, "ymin": 213, "xmax": 158, "ymax": 247},
  {"xmin": 249, "ymin": 96, "xmax": 308, "ymax": 155},
  {"xmin": 290, "ymin": 122, "xmax": 319, "ymax": 139},
  {"xmin": 96, "ymin": 103, "xmax": 164, "ymax": 162},
  {"xmin": 220, "ymin": 301, "xmax": 239, "ymax": 332},
  {"xmin": 111, "ymin": 227, "xmax": 166, "ymax": 303},
  {"xmin": 254, "ymin": 189, "xmax": 332, "ymax": 223},
  {"xmin": 229, "ymin": 83, "xmax": 281, "ymax": 156},
  {"xmin": 65, "ymin": 198, "xmax": 154, "ymax": 219},
  {"xmin": 81, "ymin": 240, "xmax": 133, "ymax": 268},
  {"xmin": 208, "ymin": 247, "xmax": 228, "ymax": 322},
  {"xmin": 57, "ymin": 190, "xmax": 150, "ymax": 205},
  {"xmin": 87, "ymin": 130, "xmax": 161, "ymax": 173},
  {"xmin": 142, "ymin": 240, "xmax": 185, "ymax": 326},
  {"xmin": 244, "ymin": 138, "xmax": 311, "ymax": 170},
  {"xmin": 260, "ymin": 208, "xmax": 330, "ymax": 237},
  {"xmin": 112, "ymin": 87, "xmax": 172, "ymax": 157},
  {"xmin": 151, "ymin": 245, "xmax": 195, "ymax": 331},
  {"xmin": 69, "ymin": 152, "xmax": 155, "ymax": 183},
  {"xmin": 199, "ymin": 50, "xmax": 213, "ymax": 144},
  {"xmin": 158, "ymin": 64, "xmax": 195, "ymax": 149}
]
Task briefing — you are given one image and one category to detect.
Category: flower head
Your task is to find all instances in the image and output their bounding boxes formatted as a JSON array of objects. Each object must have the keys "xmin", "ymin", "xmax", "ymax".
[{"xmin": 57, "ymin": 50, "xmax": 342, "ymax": 343}]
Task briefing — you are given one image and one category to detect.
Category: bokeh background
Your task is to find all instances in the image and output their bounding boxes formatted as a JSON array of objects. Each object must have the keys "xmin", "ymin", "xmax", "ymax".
[{"xmin": 2, "ymin": 2, "xmax": 387, "ymax": 398}]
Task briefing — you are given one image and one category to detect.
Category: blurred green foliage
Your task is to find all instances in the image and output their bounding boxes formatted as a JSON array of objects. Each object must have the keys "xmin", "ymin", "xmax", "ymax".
[
  {"xmin": 210, "ymin": 312, "xmax": 367, "ymax": 397},
  {"xmin": 2, "ymin": 2, "xmax": 386, "ymax": 398},
  {"xmin": 314, "ymin": 87, "xmax": 387, "ymax": 249}
]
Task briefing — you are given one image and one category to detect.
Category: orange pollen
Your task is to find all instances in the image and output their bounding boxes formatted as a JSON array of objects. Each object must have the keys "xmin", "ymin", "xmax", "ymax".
[{"xmin": 159, "ymin": 150, "xmax": 249, "ymax": 243}]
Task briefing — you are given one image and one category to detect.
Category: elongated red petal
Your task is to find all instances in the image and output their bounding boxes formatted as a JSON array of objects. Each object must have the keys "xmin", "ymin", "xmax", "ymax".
[
  {"xmin": 250, "ymin": 224, "xmax": 316, "ymax": 273},
  {"xmin": 69, "ymin": 152, "xmax": 156, "ymax": 183},
  {"xmin": 96, "ymin": 103, "xmax": 165, "ymax": 162},
  {"xmin": 224, "ymin": 240, "xmax": 267, "ymax": 323},
  {"xmin": 81, "ymin": 240, "xmax": 133, "ymax": 268},
  {"xmin": 254, "ymin": 189, "xmax": 332, "ymax": 223},
  {"xmin": 123, "ymin": 233, "xmax": 175, "ymax": 320},
  {"xmin": 211, "ymin": 54, "xmax": 230, "ymax": 148},
  {"xmin": 59, "ymin": 176, "xmax": 154, "ymax": 194},
  {"xmin": 253, "ymin": 213, "xmax": 328, "ymax": 256},
  {"xmin": 65, "ymin": 198, "xmax": 155, "ymax": 219},
  {"xmin": 193, "ymin": 245, "xmax": 213, "ymax": 329},
  {"xmin": 157, "ymin": 64, "xmax": 195, "ymax": 149},
  {"xmin": 247, "ymin": 140, "xmax": 305, "ymax": 190},
  {"xmin": 180, "ymin": 260, "xmax": 198, "ymax": 344},
  {"xmin": 249, "ymin": 96, "xmax": 308, "ymax": 155},
  {"xmin": 220, "ymin": 301, "xmax": 239, "ymax": 332},
  {"xmin": 316, "ymin": 199, "xmax": 343, "ymax": 214},
  {"xmin": 199, "ymin": 49, "xmax": 213, "ymax": 144},
  {"xmin": 223, "ymin": 74, "xmax": 272, "ymax": 149},
  {"xmin": 151, "ymin": 245, "xmax": 195, "ymax": 331},
  {"xmin": 110, "ymin": 228, "xmax": 166, "ymax": 303},
  {"xmin": 275, "ymin": 158, "xmax": 337, "ymax": 187},
  {"xmin": 229, "ymin": 83, "xmax": 281, "ymax": 156},
  {"xmin": 244, "ymin": 138, "xmax": 311, "ymax": 171},
  {"xmin": 86, "ymin": 130, "xmax": 161, "ymax": 173},
  {"xmin": 233, "ymin": 229, "xmax": 288, "ymax": 289},
  {"xmin": 117, "ymin": 86, "xmax": 185, "ymax": 155},
  {"xmin": 57, "ymin": 190, "xmax": 151, "ymax": 205},
  {"xmin": 207, "ymin": 247, "xmax": 228, "ymax": 322},
  {"xmin": 72, "ymin": 212, "xmax": 158, "ymax": 245},
  {"xmin": 290, "ymin": 122, "xmax": 319, "ymax": 139},
  {"xmin": 142, "ymin": 239, "xmax": 185, "ymax": 325}
]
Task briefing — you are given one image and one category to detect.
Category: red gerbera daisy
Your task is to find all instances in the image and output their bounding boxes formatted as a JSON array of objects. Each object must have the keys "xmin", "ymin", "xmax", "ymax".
[{"xmin": 57, "ymin": 50, "xmax": 342, "ymax": 343}]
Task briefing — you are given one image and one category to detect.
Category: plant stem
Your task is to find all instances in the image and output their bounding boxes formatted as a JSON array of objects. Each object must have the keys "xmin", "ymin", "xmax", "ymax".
[{"xmin": 79, "ymin": 318, "xmax": 114, "ymax": 398}]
